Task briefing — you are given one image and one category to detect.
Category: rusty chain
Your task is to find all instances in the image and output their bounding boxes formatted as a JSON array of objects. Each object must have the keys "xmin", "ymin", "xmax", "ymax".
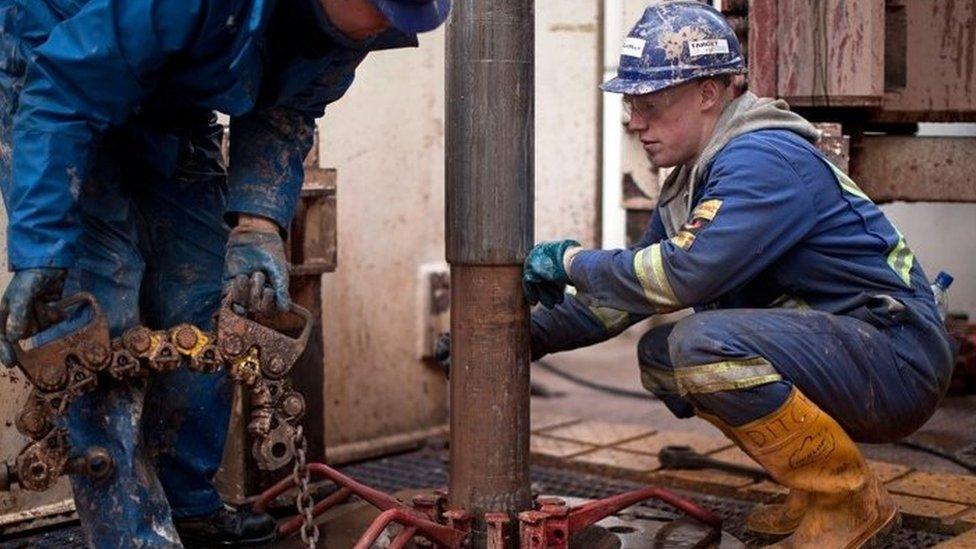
[
  {"xmin": 3, "ymin": 292, "xmax": 315, "ymax": 528},
  {"xmin": 291, "ymin": 425, "xmax": 319, "ymax": 548}
]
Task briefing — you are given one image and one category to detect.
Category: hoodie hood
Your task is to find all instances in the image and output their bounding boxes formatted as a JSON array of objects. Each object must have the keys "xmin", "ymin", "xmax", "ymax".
[{"xmin": 657, "ymin": 92, "xmax": 821, "ymax": 237}]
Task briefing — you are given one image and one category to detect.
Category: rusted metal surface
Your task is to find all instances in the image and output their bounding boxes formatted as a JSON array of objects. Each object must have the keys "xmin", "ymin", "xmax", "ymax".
[
  {"xmin": 217, "ymin": 145, "xmax": 334, "ymax": 500},
  {"xmin": 445, "ymin": 0, "xmax": 535, "ymax": 265},
  {"xmin": 282, "ymin": 278, "xmax": 324, "ymax": 468},
  {"xmin": 449, "ymin": 265, "xmax": 533, "ymax": 542},
  {"xmin": 251, "ymin": 463, "xmax": 725, "ymax": 548},
  {"xmin": 747, "ymin": 0, "xmax": 778, "ymax": 97},
  {"xmin": 877, "ymin": 0, "xmax": 976, "ymax": 122},
  {"xmin": 744, "ymin": 0, "xmax": 976, "ymax": 122},
  {"xmin": 776, "ymin": 0, "xmax": 885, "ymax": 107},
  {"xmin": 851, "ymin": 136, "xmax": 976, "ymax": 203},
  {"xmin": 217, "ymin": 300, "xmax": 312, "ymax": 471},
  {"xmin": 254, "ymin": 462, "xmax": 470, "ymax": 547},
  {"xmin": 3, "ymin": 291, "xmax": 314, "ymax": 495},
  {"xmin": 515, "ymin": 490, "xmax": 721, "ymax": 548},
  {"xmin": 813, "ymin": 122, "xmax": 850, "ymax": 173},
  {"xmin": 288, "ymin": 170, "xmax": 337, "ymax": 276},
  {"xmin": 4, "ymin": 294, "xmax": 113, "ymax": 492},
  {"xmin": 446, "ymin": 0, "xmax": 535, "ymax": 544},
  {"xmin": 12, "ymin": 293, "xmax": 109, "ymax": 393}
]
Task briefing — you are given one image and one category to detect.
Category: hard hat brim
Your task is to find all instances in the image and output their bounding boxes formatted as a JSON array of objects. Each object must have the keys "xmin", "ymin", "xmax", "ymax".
[
  {"xmin": 600, "ymin": 67, "xmax": 746, "ymax": 96},
  {"xmin": 372, "ymin": 0, "xmax": 452, "ymax": 34},
  {"xmin": 600, "ymin": 76, "xmax": 672, "ymax": 96}
]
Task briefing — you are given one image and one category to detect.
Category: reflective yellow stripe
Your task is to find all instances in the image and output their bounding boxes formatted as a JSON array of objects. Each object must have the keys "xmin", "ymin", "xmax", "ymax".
[
  {"xmin": 670, "ymin": 230, "xmax": 696, "ymax": 250},
  {"xmin": 826, "ymin": 161, "xmax": 915, "ymax": 287},
  {"xmin": 639, "ymin": 367, "xmax": 678, "ymax": 394},
  {"xmin": 827, "ymin": 163, "xmax": 871, "ymax": 201},
  {"xmin": 692, "ymin": 199, "xmax": 723, "ymax": 221},
  {"xmin": 589, "ymin": 306, "xmax": 630, "ymax": 333},
  {"xmin": 633, "ymin": 244, "xmax": 680, "ymax": 311},
  {"xmin": 886, "ymin": 235, "xmax": 914, "ymax": 286},
  {"xmin": 769, "ymin": 294, "xmax": 810, "ymax": 310},
  {"xmin": 674, "ymin": 357, "xmax": 782, "ymax": 395}
]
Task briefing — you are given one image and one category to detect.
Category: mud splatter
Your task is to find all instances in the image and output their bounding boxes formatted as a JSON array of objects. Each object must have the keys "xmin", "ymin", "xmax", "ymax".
[
  {"xmin": 66, "ymin": 166, "xmax": 81, "ymax": 200},
  {"xmin": 657, "ymin": 25, "xmax": 709, "ymax": 62}
]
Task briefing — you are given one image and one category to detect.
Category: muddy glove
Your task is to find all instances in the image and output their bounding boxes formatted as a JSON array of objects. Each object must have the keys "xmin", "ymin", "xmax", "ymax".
[
  {"xmin": 0, "ymin": 268, "xmax": 67, "ymax": 368},
  {"xmin": 523, "ymin": 239, "xmax": 581, "ymax": 309},
  {"xmin": 223, "ymin": 216, "xmax": 290, "ymax": 316}
]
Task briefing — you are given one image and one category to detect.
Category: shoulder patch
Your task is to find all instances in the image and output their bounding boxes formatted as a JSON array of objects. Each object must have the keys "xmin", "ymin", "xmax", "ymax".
[
  {"xmin": 692, "ymin": 199, "xmax": 723, "ymax": 221},
  {"xmin": 671, "ymin": 199, "xmax": 723, "ymax": 250},
  {"xmin": 671, "ymin": 230, "xmax": 697, "ymax": 250}
]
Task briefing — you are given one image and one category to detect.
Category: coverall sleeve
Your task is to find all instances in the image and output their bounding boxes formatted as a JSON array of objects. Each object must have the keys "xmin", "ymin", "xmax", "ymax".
[
  {"xmin": 568, "ymin": 138, "xmax": 816, "ymax": 315},
  {"xmin": 6, "ymin": 0, "xmax": 206, "ymax": 269},
  {"xmin": 529, "ymin": 211, "xmax": 667, "ymax": 359},
  {"xmin": 226, "ymin": 53, "xmax": 366, "ymax": 230}
]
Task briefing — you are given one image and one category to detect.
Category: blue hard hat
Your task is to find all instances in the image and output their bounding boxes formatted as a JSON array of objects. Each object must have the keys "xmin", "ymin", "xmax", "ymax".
[
  {"xmin": 371, "ymin": 0, "xmax": 452, "ymax": 34},
  {"xmin": 601, "ymin": 1, "xmax": 745, "ymax": 96}
]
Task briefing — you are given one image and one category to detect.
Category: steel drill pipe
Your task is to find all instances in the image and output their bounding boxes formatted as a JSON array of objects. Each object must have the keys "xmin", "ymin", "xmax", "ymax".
[
  {"xmin": 445, "ymin": 0, "xmax": 535, "ymax": 545},
  {"xmin": 446, "ymin": 0, "xmax": 534, "ymax": 265},
  {"xmin": 449, "ymin": 266, "xmax": 533, "ymax": 533}
]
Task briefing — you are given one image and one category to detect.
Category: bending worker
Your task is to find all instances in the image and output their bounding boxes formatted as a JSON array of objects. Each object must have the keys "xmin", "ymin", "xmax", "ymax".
[
  {"xmin": 0, "ymin": 0, "xmax": 450, "ymax": 546},
  {"xmin": 524, "ymin": 2, "xmax": 955, "ymax": 547}
]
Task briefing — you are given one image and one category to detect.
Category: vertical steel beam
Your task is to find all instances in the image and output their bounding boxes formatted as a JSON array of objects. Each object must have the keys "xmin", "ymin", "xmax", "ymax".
[
  {"xmin": 747, "ymin": 0, "xmax": 778, "ymax": 98},
  {"xmin": 445, "ymin": 0, "xmax": 535, "ymax": 546}
]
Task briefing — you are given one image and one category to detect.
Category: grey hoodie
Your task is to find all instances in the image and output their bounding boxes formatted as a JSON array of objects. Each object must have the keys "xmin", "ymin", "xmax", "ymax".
[{"xmin": 657, "ymin": 91, "xmax": 821, "ymax": 237}]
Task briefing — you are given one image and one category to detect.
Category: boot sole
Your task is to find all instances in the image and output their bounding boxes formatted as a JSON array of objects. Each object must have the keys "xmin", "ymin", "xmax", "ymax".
[
  {"xmin": 848, "ymin": 508, "xmax": 900, "ymax": 549},
  {"xmin": 744, "ymin": 503, "xmax": 803, "ymax": 539},
  {"xmin": 745, "ymin": 522, "xmax": 799, "ymax": 540}
]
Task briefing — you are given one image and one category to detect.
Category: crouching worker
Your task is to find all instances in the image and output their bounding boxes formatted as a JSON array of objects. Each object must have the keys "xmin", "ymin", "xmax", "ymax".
[{"xmin": 524, "ymin": 2, "xmax": 955, "ymax": 547}]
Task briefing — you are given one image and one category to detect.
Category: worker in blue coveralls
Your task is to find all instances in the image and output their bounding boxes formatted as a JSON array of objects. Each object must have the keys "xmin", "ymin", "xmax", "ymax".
[
  {"xmin": 0, "ymin": 0, "xmax": 450, "ymax": 546},
  {"xmin": 523, "ymin": 2, "xmax": 955, "ymax": 548}
]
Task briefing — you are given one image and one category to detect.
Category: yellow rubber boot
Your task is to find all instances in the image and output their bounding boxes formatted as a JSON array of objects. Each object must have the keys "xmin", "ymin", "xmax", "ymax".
[
  {"xmin": 745, "ymin": 490, "xmax": 807, "ymax": 537},
  {"xmin": 696, "ymin": 409, "xmax": 806, "ymax": 538},
  {"xmin": 724, "ymin": 388, "xmax": 899, "ymax": 548}
]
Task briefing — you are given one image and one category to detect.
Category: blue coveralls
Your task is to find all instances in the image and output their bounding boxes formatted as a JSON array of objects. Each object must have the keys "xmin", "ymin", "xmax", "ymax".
[
  {"xmin": 532, "ymin": 129, "xmax": 955, "ymax": 442},
  {"xmin": 0, "ymin": 0, "xmax": 416, "ymax": 545}
]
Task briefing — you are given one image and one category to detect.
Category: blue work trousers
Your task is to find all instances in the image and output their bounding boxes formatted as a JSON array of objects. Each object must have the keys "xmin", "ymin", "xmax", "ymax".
[
  {"xmin": 2, "ymin": 10, "xmax": 233, "ymax": 543},
  {"xmin": 637, "ymin": 307, "xmax": 951, "ymax": 443}
]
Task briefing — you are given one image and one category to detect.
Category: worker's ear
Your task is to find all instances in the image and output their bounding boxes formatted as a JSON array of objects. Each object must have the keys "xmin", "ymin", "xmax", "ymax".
[{"xmin": 698, "ymin": 78, "xmax": 725, "ymax": 112}]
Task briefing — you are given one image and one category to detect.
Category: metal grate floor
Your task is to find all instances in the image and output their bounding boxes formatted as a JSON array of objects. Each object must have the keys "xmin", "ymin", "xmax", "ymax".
[
  {"xmin": 0, "ymin": 448, "xmax": 956, "ymax": 548},
  {"xmin": 343, "ymin": 449, "xmax": 952, "ymax": 548}
]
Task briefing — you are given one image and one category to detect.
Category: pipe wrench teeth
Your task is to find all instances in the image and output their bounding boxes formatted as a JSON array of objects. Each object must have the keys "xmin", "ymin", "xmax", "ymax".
[{"xmin": 4, "ymin": 293, "xmax": 314, "ymax": 492}]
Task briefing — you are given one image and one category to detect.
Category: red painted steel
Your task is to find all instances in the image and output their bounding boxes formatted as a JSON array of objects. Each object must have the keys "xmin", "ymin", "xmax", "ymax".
[
  {"xmin": 515, "ymin": 486, "xmax": 722, "ymax": 548},
  {"xmin": 254, "ymin": 461, "xmax": 721, "ymax": 547},
  {"xmin": 747, "ymin": 0, "xmax": 778, "ymax": 97},
  {"xmin": 352, "ymin": 508, "xmax": 468, "ymax": 549}
]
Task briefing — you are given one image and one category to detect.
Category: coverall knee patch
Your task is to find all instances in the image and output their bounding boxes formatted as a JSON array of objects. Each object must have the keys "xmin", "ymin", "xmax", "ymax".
[
  {"xmin": 666, "ymin": 312, "xmax": 732, "ymax": 368},
  {"xmin": 637, "ymin": 322, "xmax": 676, "ymax": 369},
  {"xmin": 666, "ymin": 312, "xmax": 782, "ymax": 396}
]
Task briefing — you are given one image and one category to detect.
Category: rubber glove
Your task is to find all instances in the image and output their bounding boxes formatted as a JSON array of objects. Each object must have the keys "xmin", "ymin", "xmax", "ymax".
[
  {"xmin": 0, "ymin": 268, "xmax": 67, "ymax": 367},
  {"xmin": 522, "ymin": 239, "xmax": 581, "ymax": 309},
  {"xmin": 223, "ymin": 216, "xmax": 290, "ymax": 316}
]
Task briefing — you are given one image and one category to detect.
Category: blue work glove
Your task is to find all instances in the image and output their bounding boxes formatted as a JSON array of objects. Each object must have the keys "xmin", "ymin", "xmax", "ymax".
[
  {"xmin": 0, "ymin": 268, "xmax": 67, "ymax": 368},
  {"xmin": 223, "ymin": 217, "xmax": 290, "ymax": 316},
  {"xmin": 523, "ymin": 239, "xmax": 581, "ymax": 309}
]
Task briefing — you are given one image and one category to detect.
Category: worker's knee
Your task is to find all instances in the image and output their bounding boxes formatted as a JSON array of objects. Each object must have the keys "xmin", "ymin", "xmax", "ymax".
[
  {"xmin": 666, "ymin": 311, "xmax": 738, "ymax": 368},
  {"xmin": 636, "ymin": 322, "xmax": 676, "ymax": 369},
  {"xmin": 636, "ymin": 323, "xmax": 696, "ymax": 418}
]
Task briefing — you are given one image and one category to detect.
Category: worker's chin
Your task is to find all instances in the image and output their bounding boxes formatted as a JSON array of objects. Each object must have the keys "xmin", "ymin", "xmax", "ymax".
[{"xmin": 645, "ymin": 151, "xmax": 679, "ymax": 168}]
